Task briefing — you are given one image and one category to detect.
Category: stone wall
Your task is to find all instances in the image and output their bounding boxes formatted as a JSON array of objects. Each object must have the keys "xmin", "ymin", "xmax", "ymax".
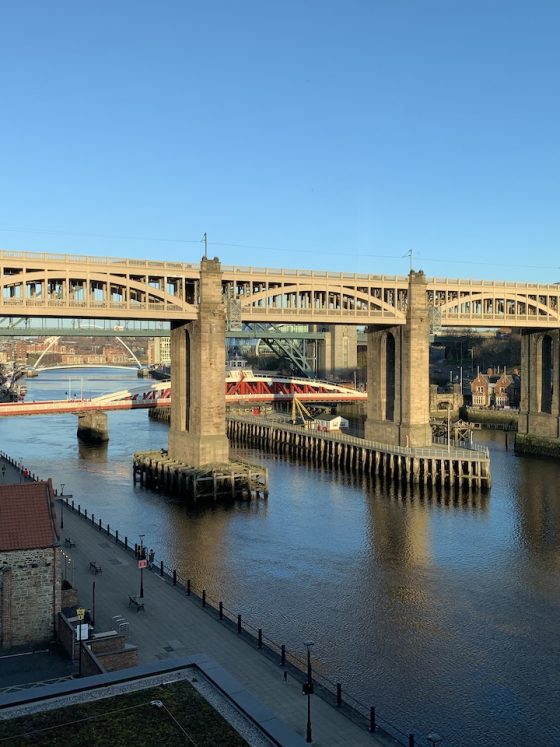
[{"xmin": 0, "ymin": 547, "xmax": 61, "ymax": 647}]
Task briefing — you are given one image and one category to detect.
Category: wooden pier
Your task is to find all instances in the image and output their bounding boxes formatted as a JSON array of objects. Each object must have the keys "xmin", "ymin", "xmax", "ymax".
[
  {"xmin": 227, "ymin": 415, "xmax": 491, "ymax": 489},
  {"xmin": 133, "ymin": 450, "xmax": 268, "ymax": 501}
]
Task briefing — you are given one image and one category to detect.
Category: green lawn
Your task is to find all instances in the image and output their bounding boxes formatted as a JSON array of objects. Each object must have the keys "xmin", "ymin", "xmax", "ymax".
[{"xmin": 0, "ymin": 680, "xmax": 249, "ymax": 746}]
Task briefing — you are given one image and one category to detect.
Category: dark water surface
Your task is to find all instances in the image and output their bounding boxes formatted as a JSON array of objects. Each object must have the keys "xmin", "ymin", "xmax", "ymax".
[{"xmin": 2, "ymin": 368, "xmax": 559, "ymax": 746}]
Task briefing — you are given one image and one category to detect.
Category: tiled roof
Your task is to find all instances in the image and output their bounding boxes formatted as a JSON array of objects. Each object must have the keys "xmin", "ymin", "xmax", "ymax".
[{"xmin": 0, "ymin": 479, "xmax": 60, "ymax": 551}]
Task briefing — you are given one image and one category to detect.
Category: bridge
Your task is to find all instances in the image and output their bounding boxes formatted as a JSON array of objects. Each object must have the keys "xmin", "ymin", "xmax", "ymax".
[
  {"xmin": 1, "ymin": 249, "xmax": 559, "ymax": 328},
  {"xmin": 0, "ymin": 373, "xmax": 366, "ymax": 417},
  {"xmin": 0, "ymin": 249, "xmax": 557, "ymax": 468}
]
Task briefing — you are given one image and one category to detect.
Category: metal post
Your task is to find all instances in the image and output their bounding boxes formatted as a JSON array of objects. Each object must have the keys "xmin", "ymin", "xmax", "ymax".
[
  {"xmin": 281, "ymin": 644, "xmax": 286, "ymax": 666},
  {"xmin": 92, "ymin": 580, "xmax": 96, "ymax": 627},
  {"xmin": 336, "ymin": 683, "xmax": 342, "ymax": 706},
  {"xmin": 258, "ymin": 628, "xmax": 262, "ymax": 648},
  {"xmin": 219, "ymin": 601, "xmax": 223, "ymax": 619},
  {"xmin": 160, "ymin": 560, "xmax": 164, "ymax": 577},
  {"xmin": 369, "ymin": 706, "xmax": 376, "ymax": 732},
  {"xmin": 304, "ymin": 641, "xmax": 314, "ymax": 743},
  {"xmin": 187, "ymin": 579, "xmax": 191, "ymax": 595},
  {"xmin": 202, "ymin": 590, "xmax": 206, "ymax": 607},
  {"xmin": 409, "ymin": 734, "xmax": 415, "ymax": 747},
  {"xmin": 237, "ymin": 614, "xmax": 242, "ymax": 633},
  {"xmin": 60, "ymin": 497, "xmax": 64, "ymax": 529},
  {"xmin": 139, "ymin": 534, "xmax": 145, "ymax": 599},
  {"xmin": 173, "ymin": 569, "xmax": 177, "ymax": 586}
]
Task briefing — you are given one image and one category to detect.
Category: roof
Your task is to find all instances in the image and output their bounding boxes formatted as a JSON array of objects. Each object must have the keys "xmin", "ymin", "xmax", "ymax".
[{"xmin": 0, "ymin": 479, "xmax": 60, "ymax": 551}]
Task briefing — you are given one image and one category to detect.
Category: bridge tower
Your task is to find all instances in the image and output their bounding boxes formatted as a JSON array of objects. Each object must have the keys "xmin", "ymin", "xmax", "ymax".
[
  {"xmin": 364, "ymin": 270, "xmax": 431, "ymax": 447},
  {"xmin": 518, "ymin": 329, "xmax": 560, "ymax": 439},
  {"xmin": 167, "ymin": 257, "xmax": 230, "ymax": 466}
]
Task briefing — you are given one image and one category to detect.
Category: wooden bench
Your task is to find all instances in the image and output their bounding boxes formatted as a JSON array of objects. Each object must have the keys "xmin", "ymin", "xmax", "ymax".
[
  {"xmin": 64, "ymin": 537, "xmax": 76, "ymax": 548},
  {"xmin": 128, "ymin": 595, "xmax": 145, "ymax": 612},
  {"xmin": 89, "ymin": 561, "xmax": 102, "ymax": 575}
]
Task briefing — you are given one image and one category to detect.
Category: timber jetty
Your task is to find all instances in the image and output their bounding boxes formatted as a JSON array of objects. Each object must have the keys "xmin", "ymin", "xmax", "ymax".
[
  {"xmin": 227, "ymin": 414, "xmax": 491, "ymax": 489},
  {"xmin": 133, "ymin": 450, "xmax": 268, "ymax": 501}
]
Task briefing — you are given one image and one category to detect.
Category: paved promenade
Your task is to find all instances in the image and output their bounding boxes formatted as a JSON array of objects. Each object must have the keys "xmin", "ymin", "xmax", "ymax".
[{"xmin": 58, "ymin": 501, "xmax": 402, "ymax": 747}]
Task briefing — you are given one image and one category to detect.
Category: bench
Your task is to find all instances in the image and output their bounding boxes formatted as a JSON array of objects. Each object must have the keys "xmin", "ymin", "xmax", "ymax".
[
  {"xmin": 128, "ymin": 595, "xmax": 145, "ymax": 612},
  {"xmin": 64, "ymin": 537, "xmax": 76, "ymax": 548},
  {"xmin": 89, "ymin": 561, "xmax": 102, "ymax": 574}
]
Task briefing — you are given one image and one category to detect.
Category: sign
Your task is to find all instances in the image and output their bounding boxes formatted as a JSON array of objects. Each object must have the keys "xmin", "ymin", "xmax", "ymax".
[
  {"xmin": 138, "ymin": 559, "xmax": 148, "ymax": 569},
  {"xmin": 76, "ymin": 607, "xmax": 86, "ymax": 621},
  {"xmin": 75, "ymin": 623, "xmax": 89, "ymax": 641}
]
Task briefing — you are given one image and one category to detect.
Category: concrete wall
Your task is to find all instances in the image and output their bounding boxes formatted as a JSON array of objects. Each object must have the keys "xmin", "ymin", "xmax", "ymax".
[{"xmin": 519, "ymin": 329, "xmax": 560, "ymax": 439}]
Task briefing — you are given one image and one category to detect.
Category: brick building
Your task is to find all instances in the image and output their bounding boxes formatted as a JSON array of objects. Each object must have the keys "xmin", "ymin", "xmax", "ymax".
[
  {"xmin": 470, "ymin": 370, "xmax": 520, "ymax": 408},
  {"xmin": 0, "ymin": 480, "xmax": 61, "ymax": 648}
]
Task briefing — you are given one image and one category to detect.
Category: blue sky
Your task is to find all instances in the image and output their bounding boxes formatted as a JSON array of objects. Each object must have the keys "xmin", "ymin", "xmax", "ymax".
[{"xmin": 1, "ymin": 1, "xmax": 559, "ymax": 282}]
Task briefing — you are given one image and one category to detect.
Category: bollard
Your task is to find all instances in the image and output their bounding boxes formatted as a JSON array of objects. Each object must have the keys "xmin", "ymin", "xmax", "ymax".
[
  {"xmin": 219, "ymin": 601, "xmax": 223, "ymax": 619},
  {"xmin": 336, "ymin": 683, "xmax": 342, "ymax": 707},
  {"xmin": 202, "ymin": 590, "xmax": 206, "ymax": 607},
  {"xmin": 134, "ymin": 543, "xmax": 138, "ymax": 556},
  {"xmin": 84, "ymin": 508, "xmax": 87, "ymax": 518},
  {"xmin": 258, "ymin": 628, "xmax": 262, "ymax": 648},
  {"xmin": 237, "ymin": 614, "xmax": 242, "ymax": 633},
  {"xmin": 369, "ymin": 707, "xmax": 376, "ymax": 732},
  {"xmin": 115, "ymin": 530, "xmax": 119, "ymax": 544},
  {"xmin": 72, "ymin": 500, "xmax": 75, "ymax": 509},
  {"xmin": 173, "ymin": 569, "xmax": 177, "ymax": 586},
  {"xmin": 124, "ymin": 536, "xmax": 128, "ymax": 550},
  {"xmin": 281, "ymin": 644, "xmax": 286, "ymax": 666},
  {"xmin": 107, "ymin": 524, "xmax": 110, "ymax": 536},
  {"xmin": 91, "ymin": 513, "xmax": 95, "ymax": 525},
  {"xmin": 409, "ymin": 734, "xmax": 415, "ymax": 747},
  {"xmin": 160, "ymin": 561, "xmax": 164, "ymax": 577},
  {"xmin": 187, "ymin": 579, "xmax": 191, "ymax": 596},
  {"xmin": 98, "ymin": 518, "xmax": 102, "ymax": 530}
]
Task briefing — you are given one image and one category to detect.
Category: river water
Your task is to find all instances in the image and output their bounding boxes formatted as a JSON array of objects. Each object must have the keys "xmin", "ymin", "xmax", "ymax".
[{"xmin": 2, "ymin": 368, "xmax": 559, "ymax": 747}]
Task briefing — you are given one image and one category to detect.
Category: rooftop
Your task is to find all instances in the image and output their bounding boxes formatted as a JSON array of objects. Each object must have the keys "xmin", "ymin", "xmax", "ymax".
[{"xmin": 0, "ymin": 480, "xmax": 59, "ymax": 551}]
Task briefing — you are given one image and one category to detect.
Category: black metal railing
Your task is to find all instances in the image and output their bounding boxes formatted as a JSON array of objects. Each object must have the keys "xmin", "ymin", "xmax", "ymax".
[{"xmin": 53, "ymin": 491, "xmax": 435, "ymax": 746}]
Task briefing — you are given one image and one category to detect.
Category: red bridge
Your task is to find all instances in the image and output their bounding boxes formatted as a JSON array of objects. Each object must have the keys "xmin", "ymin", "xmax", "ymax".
[{"xmin": 0, "ymin": 370, "xmax": 366, "ymax": 417}]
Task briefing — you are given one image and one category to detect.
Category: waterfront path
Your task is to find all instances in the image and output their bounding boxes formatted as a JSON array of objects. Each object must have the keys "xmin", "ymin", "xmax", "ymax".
[{"xmin": 58, "ymin": 501, "xmax": 401, "ymax": 747}]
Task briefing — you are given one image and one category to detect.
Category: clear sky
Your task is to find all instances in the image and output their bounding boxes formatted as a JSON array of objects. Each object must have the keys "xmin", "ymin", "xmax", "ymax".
[{"xmin": 1, "ymin": 1, "xmax": 559, "ymax": 282}]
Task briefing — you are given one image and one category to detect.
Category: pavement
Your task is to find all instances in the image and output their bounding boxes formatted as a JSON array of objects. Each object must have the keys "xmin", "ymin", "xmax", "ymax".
[{"xmin": 57, "ymin": 501, "xmax": 401, "ymax": 747}]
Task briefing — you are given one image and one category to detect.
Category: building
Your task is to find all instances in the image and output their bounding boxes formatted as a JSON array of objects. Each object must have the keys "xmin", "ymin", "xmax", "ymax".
[
  {"xmin": 470, "ymin": 369, "xmax": 520, "ymax": 408},
  {"xmin": 314, "ymin": 414, "xmax": 349, "ymax": 431},
  {"xmin": 0, "ymin": 480, "xmax": 61, "ymax": 648},
  {"xmin": 148, "ymin": 337, "xmax": 171, "ymax": 366}
]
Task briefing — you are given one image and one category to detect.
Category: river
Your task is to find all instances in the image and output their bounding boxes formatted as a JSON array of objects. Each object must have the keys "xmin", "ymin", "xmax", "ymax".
[{"xmin": 2, "ymin": 367, "xmax": 559, "ymax": 747}]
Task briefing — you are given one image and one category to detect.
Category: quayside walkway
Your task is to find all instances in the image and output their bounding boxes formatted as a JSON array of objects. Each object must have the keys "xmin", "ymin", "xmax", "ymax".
[{"xmin": 56, "ymin": 500, "xmax": 415, "ymax": 747}]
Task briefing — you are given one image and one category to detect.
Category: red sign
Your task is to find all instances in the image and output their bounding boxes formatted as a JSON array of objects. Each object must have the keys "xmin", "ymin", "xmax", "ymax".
[{"xmin": 138, "ymin": 559, "xmax": 148, "ymax": 569}]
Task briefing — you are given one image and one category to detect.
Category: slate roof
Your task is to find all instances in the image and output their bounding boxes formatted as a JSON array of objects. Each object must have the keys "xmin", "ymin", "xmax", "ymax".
[{"xmin": 0, "ymin": 479, "xmax": 60, "ymax": 551}]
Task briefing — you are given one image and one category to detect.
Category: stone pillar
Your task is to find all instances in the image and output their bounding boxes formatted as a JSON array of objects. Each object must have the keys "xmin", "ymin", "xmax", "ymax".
[
  {"xmin": 168, "ymin": 257, "xmax": 230, "ymax": 466},
  {"xmin": 365, "ymin": 271, "xmax": 432, "ymax": 447},
  {"xmin": 77, "ymin": 411, "xmax": 109, "ymax": 442},
  {"xmin": 317, "ymin": 325, "xmax": 358, "ymax": 377},
  {"xmin": 519, "ymin": 329, "xmax": 560, "ymax": 439}
]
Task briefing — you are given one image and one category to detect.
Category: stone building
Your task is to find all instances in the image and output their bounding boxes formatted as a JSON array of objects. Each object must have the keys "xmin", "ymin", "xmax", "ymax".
[{"xmin": 0, "ymin": 480, "xmax": 61, "ymax": 648}]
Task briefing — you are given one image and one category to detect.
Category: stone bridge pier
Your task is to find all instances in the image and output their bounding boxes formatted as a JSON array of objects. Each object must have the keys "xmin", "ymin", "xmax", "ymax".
[
  {"xmin": 518, "ymin": 329, "xmax": 560, "ymax": 440},
  {"xmin": 364, "ymin": 270, "xmax": 432, "ymax": 448},
  {"xmin": 167, "ymin": 256, "xmax": 230, "ymax": 466}
]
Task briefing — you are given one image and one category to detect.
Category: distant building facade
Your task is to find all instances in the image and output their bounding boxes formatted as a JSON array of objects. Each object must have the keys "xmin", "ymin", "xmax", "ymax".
[
  {"xmin": 0, "ymin": 480, "xmax": 61, "ymax": 648},
  {"xmin": 148, "ymin": 337, "xmax": 171, "ymax": 366},
  {"xmin": 470, "ymin": 370, "xmax": 520, "ymax": 408}
]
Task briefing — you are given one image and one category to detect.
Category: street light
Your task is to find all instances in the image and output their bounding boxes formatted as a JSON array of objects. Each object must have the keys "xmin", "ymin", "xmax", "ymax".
[
  {"xmin": 303, "ymin": 640, "xmax": 315, "ymax": 743},
  {"xmin": 139, "ymin": 534, "xmax": 145, "ymax": 599}
]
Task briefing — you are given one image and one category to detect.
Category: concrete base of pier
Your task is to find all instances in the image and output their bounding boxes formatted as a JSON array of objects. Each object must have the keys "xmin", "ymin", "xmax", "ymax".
[
  {"xmin": 514, "ymin": 432, "xmax": 560, "ymax": 459},
  {"xmin": 76, "ymin": 411, "xmax": 109, "ymax": 443},
  {"xmin": 133, "ymin": 450, "xmax": 268, "ymax": 501}
]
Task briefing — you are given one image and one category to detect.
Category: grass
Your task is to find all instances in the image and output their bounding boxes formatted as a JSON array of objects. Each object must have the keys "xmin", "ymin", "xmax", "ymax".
[{"xmin": 0, "ymin": 680, "xmax": 249, "ymax": 746}]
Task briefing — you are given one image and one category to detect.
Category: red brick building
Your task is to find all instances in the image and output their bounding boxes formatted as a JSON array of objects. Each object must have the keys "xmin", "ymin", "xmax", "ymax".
[{"xmin": 0, "ymin": 480, "xmax": 61, "ymax": 647}]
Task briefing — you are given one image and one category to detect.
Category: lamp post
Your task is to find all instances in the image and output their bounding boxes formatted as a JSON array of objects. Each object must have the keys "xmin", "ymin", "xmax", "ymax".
[
  {"xmin": 139, "ymin": 534, "xmax": 145, "ymax": 599},
  {"xmin": 303, "ymin": 640, "xmax": 314, "ymax": 743},
  {"xmin": 60, "ymin": 484, "xmax": 65, "ymax": 529}
]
